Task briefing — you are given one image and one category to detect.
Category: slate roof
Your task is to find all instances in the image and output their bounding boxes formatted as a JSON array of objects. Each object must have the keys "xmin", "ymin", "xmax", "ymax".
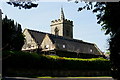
[
  {"xmin": 48, "ymin": 34, "xmax": 93, "ymax": 45},
  {"xmin": 27, "ymin": 29, "xmax": 94, "ymax": 46},
  {"xmin": 47, "ymin": 34, "xmax": 101, "ymax": 55},
  {"xmin": 27, "ymin": 29, "xmax": 46, "ymax": 45},
  {"xmin": 26, "ymin": 29, "xmax": 102, "ymax": 55}
]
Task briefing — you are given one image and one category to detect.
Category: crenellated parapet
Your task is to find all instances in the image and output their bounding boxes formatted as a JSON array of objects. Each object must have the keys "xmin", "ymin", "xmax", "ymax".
[
  {"xmin": 63, "ymin": 19, "xmax": 73, "ymax": 25},
  {"xmin": 51, "ymin": 19, "xmax": 73, "ymax": 26}
]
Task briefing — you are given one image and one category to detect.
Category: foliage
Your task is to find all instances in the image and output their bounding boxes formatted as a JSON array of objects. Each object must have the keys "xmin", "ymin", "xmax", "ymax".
[
  {"xmin": 105, "ymin": 50, "xmax": 110, "ymax": 55},
  {"xmin": 69, "ymin": 1, "xmax": 120, "ymax": 79},
  {"xmin": 43, "ymin": 55, "xmax": 110, "ymax": 71},
  {"xmin": 3, "ymin": 51, "xmax": 111, "ymax": 75},
  {"xmin": 101, "ymin": 3, "xmax": 120, "ymax": 79},
  {"xmin": 7, "ymin": 1, "xmax": 38, "ymax": 9},
  {"xmin": 45, "ymin": 55, "xmax": 108, "ymax": 61},
  {"xmin": 92, "ymin": 2, "xmax": 120, "ymax": 79},
  {"xmin": 2, "ymin": 16, "xmax": 25, "ymax": 51}
]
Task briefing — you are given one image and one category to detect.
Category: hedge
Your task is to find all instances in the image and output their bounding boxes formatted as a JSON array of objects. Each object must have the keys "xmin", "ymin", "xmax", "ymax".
[
  {"xmin": 43, "ymin": 55, "xmax": 110, "ymax": 70},
  {"xmin": 3, "ymin": 51, "xmax": 111, "ymax": 76}
]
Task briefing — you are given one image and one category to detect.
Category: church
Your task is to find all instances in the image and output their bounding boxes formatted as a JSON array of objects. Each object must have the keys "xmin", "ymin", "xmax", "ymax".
[{"xmin": 22, "ymin": 8, "xmax": 104, "ymax": 58}]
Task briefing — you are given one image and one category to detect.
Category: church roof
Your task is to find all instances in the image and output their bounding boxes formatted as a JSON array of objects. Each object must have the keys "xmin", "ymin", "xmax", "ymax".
[
  {"xmin": 27, "ymin": 29, "xmax": 46, "ymax": 45},
  {"xmin": 25, "ymin": 29, "xmax": 102, "ymax": 55},
  {"xmin": 48, "ymin": 34, "xmax": 93, "ymax": 45},
  {"xmin": 48, "ymin": 34, "xmax": 103, "ymax": 55},
  {"xmin": 27, "ymin": 29, "xmax": 95, "ymax": 46}
]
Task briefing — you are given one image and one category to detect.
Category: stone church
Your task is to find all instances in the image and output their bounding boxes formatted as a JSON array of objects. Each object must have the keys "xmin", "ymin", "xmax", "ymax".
[{"xmin": 22, "ymin": 8, "xmax": 103, "ymax": 57}]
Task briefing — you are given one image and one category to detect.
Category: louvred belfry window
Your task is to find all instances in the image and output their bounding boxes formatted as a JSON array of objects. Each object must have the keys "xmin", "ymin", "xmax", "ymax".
[{"xmin": 54, "ymin": 27, "xmax": 59, "ymax": 35}]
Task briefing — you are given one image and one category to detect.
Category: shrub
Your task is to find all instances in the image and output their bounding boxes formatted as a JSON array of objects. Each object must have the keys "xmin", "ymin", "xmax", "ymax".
[{"xmin": 3, "ymin": 51, "xmax": 111, "ymax": 76}]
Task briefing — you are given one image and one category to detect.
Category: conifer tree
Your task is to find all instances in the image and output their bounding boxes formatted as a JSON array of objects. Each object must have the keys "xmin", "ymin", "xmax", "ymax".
[{"xmin": 2, "ymin": 15, "xmax": 24, "ymax": 51}]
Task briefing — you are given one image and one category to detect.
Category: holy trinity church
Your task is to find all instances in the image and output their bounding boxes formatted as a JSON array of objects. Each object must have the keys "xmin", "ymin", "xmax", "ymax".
[{"xmin": 22, "ymin": 8, "xmax": 104, "ymax": 58}]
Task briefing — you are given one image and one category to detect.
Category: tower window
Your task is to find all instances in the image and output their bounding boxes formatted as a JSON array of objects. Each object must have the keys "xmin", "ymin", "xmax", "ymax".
[{"xmin": 54, "ymin": 27, "xmax": 59, "ymax": 35}]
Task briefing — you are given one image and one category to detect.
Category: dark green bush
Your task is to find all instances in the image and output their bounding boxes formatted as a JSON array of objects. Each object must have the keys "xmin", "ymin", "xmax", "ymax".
[{"xmin": 3, "ymin": 51, "xmax": 111, "ymax": 76}]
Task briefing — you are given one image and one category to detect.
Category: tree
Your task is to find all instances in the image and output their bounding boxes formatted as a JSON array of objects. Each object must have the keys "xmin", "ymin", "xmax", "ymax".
[
  {"xmin": 2, "ymin": 15, "xmax": 24, "ymax": 51},
  {"xmin": 76, "ymin": 2, "xmax": 120, "ymax": 79},
  {"xmin": 93, "ymin": 2, "xmax": 120, "ymax": 79},
  {"xmin": 102, "ymin": 3, "xmax": 120, "ymax": 79},
  {"xmin": 7, "ymin": 1, "xmax": 38, "ymax": 9}
]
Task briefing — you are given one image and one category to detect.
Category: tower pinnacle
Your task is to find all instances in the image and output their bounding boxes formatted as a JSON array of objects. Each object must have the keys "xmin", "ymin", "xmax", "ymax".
[{"xmin": 60, "ymin": 7, "xmax": 65, "ymax": 20}]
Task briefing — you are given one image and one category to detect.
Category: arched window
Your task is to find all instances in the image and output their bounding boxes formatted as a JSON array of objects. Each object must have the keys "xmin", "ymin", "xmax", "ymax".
[{"xmin": 54, "ymin": 27, "xmax": 59, "ymax": 35}]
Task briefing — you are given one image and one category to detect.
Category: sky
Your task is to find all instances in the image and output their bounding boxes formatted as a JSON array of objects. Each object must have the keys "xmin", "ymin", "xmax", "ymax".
[{"xmin": 0, "ymin": 1, "xmax": 109, "ymax": 52}]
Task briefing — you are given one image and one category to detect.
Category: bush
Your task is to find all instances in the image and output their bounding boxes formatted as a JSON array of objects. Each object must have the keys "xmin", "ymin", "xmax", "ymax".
[{"xmin": 3, "ymin": 51, "xmax": 111, "ymax": 76}]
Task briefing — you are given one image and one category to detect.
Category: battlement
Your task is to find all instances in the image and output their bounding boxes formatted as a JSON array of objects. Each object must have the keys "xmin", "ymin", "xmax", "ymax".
[{"xmin": 51, "ymin": 19, "xmax": 73, "ymax": 25}]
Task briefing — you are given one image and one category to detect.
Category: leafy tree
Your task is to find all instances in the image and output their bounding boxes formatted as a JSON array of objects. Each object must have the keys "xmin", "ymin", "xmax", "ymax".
[
  {"xmin": 76, "ymin": 2, "xmax": 120, "ymax": 79},
  {"xmin": 7, "ymin": 1, "xmax": 38, "ymax": 9},
  {"xmin": 105, "ymin": 50, "xmax": 110, "ymax": 55},
  {"xmin": 2, "ymin": 15, "xmax": 24, "ymax": 51},
  {"xmin": 93, "ymin": 2, "xmax": 120, "ymax": 79}
]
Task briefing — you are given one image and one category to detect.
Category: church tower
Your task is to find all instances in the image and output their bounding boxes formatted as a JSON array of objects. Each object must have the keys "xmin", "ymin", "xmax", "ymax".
[{"xmin": 50, "ymin": 8, "xmax": 73, "ymax": 39}]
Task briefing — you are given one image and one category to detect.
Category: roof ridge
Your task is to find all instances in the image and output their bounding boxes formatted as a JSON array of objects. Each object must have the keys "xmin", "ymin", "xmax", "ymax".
[
  {"xmin": 27, "ymin": 28, "xmax": 94, "ymax": 45},
  {"xmin": 27, "ymin": 28, "xmax": 47, "ymax": 34},
  {"xmin": 47, "ymin": 33, "xmax": 93, "ymax": 45}
]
